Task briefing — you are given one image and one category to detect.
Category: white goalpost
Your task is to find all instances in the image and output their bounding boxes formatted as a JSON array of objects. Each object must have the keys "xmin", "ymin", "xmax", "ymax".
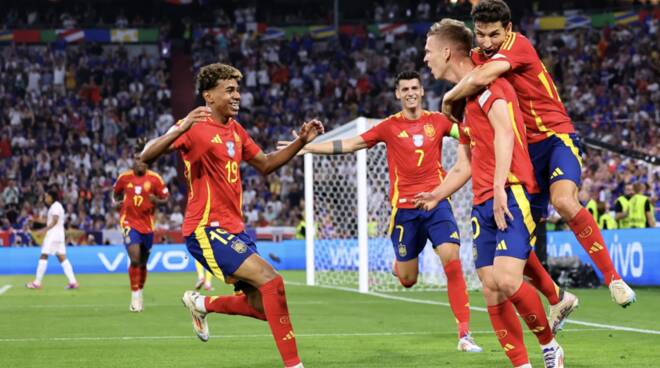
[{"xmin": 304, "ymin": 116, "xmax": 481, "ymax": 293}]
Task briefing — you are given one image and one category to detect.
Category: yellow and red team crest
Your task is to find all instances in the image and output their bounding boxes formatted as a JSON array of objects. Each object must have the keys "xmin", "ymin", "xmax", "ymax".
[{"xmin": 423, "ymin": 123, "xmax": 436, "ymax": 138}]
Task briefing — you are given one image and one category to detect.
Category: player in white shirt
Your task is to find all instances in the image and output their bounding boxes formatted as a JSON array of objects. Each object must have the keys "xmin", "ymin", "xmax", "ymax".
[{"xmin": 26, "ymin": 189, "xmax": 79, "ymax": 289}]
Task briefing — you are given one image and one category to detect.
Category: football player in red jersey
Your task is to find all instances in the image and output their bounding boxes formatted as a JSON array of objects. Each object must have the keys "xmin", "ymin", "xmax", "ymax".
[
  {"xmin": 441, "ymin": 0, "xmax": 635, "ymax": 315},
  {"xmin": 417, "ymin": 19, "xmax": 563, "ymax": 368},
  {"xmin": 113, "ymin": 156, "xmax": 169, "ymax": 312},
  {"xmin": 277, "ymin": 70, "xmax": 482, "ymax": 353},
  {"xmin": 140, "ymin": 63, "xmax": 322, "ymax": 368}
]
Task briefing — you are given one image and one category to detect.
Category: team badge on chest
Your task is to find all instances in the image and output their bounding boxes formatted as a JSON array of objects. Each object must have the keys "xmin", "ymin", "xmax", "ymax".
[
  {"xmin": 423, "ymin": 124, "xmax": 436, "ymax": 138},
  {"xmin": 135, "ymin": 186, "xmax": 142, "ymax": 195},
  {"xmin": 226, "ymin": 141, "xmax": 235, "ymax": 157},
  {"xmin": 412, "ymin": 134, "xmax": 424, "ymax": 147}
]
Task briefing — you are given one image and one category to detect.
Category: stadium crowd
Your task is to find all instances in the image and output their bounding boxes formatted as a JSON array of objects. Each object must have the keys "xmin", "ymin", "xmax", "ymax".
[{"xmin": 0, "ymin": 8, "xmax": 658, "ymax": 245}]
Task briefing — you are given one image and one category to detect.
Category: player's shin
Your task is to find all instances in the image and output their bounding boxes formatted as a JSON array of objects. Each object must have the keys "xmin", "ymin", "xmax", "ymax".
[
  {"xmin": 444, "ymin": 259, "xmax": 471, "ymax": 337},
  {"xmin": 523, "ymin": 251, "xmax": 560, "ymax": 305},
  {"xmin": 128, "ymin": 265, "xmax": 141, "ymax": 292},
  {"xmin": 259, "ymin": 275, "xmax": 301, "ymax": 367},
  {"xmin": 508, "ymin": 282, "xmax": 554, "ymax": 345},
  {"xmin": 567, "ymin": 208, "xmax": 620, "ymax": 285},
  {"xmin": 138, "ymin": 265, "xmax": 147, "ymax": 289},
  {"xmin": 487, "ymin": 300, "xmax": 529, "ymax": 366},
  {"xmin": 204, "ymin": 294, "xmax": 266, "ymax": 320}
]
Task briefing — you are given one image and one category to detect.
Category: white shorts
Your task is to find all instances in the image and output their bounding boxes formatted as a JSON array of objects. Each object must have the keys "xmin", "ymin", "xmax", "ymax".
[{"xmin": 42, "ymin": 238, "xmax": 66, "ymax": 255}]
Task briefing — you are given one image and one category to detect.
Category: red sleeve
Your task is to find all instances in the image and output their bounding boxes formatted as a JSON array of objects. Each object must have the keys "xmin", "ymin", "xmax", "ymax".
[
  {"xmin": 113, "ymin": 174, "xmax": 126, "ymax": 195},
  {"xmin": 458, "ymin": 123, "xmax": 470, "ymax": 145},
  {"xmin": 236, "ymin": 123, "xmax": 261, "ymax": 161},
  {"xmin": 151, "ymin": 174, "xmax": 169, "ymax": 199},
  {"xmin": 476, "ymin": 80, "xmax": 508, "ymax": 114},
  {"xmin": 485, "ymin": 32, "xmax": 532, "ymax": 72},
  {"xmin": 169, "ymin": 120, "xmax": 191, "ymax": 151},
  {"xmin": 360, "ymin": 119, "xmax": 387, "ymax": 148}
]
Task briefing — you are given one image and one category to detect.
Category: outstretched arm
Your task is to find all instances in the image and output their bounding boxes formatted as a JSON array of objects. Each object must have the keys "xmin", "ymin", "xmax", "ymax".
[
  {"xmin": 249, "ymin": 119, "xmax": 324, "ymax": 175},
  {"xmin": 140, "ymin": 106, "xmax": 211, "ymax": 163},
  {"xmin": 277, "ymin": 135, "xmax": 368, "ymax": 155},
  {"xmin": 414, "ymin": 143, "xmax": 472, "ymax": 210},
  {"xmin": 442, "ymin": 61, "xmax": 510, "ymax": 121}
]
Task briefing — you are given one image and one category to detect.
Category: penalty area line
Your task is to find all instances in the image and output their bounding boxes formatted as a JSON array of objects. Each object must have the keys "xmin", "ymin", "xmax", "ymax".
[{"xmin": 286, "ymin": 281, "xmax": 660, "ymax": 336}]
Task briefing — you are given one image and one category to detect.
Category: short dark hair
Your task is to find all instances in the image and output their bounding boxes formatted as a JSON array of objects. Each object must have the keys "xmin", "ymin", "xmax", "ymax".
[
  {"xmin": 196, "ymin": 63, "xmax": 243, "ymax": 96},
  {"xmin": 427, "ymin": 19, "xmax": 474, "ymax": 56},
  {"xmin": 395, "ymin": 71, "xmax": 421, "ymax": 87},
  {"xmin": 471, "ymin": 0, "xmax": 511, "ymax": 26},
  {"xmin": 48, "ymin": 188, "xmax": 59, "ymax": 201}
]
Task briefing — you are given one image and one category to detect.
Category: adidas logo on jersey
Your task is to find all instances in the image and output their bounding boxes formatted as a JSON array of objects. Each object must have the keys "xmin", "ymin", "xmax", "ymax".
[
  {"xmin": 211, "ymin": 134, "xmax": 222, "ymax": 144},
  {"xmin": 397, "ymin": 130, "xmax": 409, "ymax": 138},
  {"xmin": 497, "ymin": 240, "xmax": 507, "ymax": 250},
  {"xmin": 550, "ymin": 167, "xmax": 564, "ymax": 180},
  {"xmin": 450, "ymin": 231, "xmax": 459, "ymax": 240}
]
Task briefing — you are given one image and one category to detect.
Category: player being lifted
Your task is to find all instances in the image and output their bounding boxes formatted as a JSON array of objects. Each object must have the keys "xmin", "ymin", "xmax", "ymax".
[
  {"xmin": 278, "ymin": 71, "xmax": 482, "ymax": 353},
  {"xmin": 113, "ymin": 154, "xmax": 169, "ymax": 312},
  {"xmin": 441, "ymin": 0, "xmax": 635, "ymax": 313},
  {"xmin": 141, "ymin": 63, "xmax": 323, "ymax": 368},
  {"xmin": 417, "ymin": 19, "xmax": 564, "ymax": 368}
]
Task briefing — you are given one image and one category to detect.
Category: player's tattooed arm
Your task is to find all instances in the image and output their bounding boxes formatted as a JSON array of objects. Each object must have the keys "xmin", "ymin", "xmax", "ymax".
[
  {"xmin": 277, "ymin": 135, "xmax": 367, "ymax": 155},
  {"xmin": 332, "ymin": 140, "xmax": 343, "ymax": 154}
]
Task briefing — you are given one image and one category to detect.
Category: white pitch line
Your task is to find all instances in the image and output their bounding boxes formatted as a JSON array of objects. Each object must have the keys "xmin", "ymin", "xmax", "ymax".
[
  {"xmin": 286, "ymin": 281, "xmax": 660, "ymax": 336},
  {"xmin": 0, "ymin": 284, "xmax": 12, "ymax": 295},
  {"xmin": 0, "ymin": 328, "xmax": 607, "ymax": 343}
]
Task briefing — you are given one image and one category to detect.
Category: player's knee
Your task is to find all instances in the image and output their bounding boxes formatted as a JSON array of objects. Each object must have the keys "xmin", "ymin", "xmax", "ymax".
[
  {"xmin": 494, "ymin": 273, "xmax": 520, "ymax": 297},
  {"xmin": 398, "ymin": 275, "xmax": 417, "ymax": 288},
  {"xmin": 550, "ymin": 194, "xmax": 579, "ymax": 218}
]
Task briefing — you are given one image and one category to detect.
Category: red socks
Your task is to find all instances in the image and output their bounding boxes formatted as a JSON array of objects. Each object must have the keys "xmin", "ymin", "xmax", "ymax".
[
  {"xmin": 444, "ymin": 260, "xmax": 471, "ymax": 338},
  {"xmin": 204, "ymin": 294, "xmax": 266, "ymax": 320},
  {"xmin": 508, "ymin": 282, "xmax": 554, "ymax": 345},
  {"xmin": 568, "ymin": 208, "xmax": 620, "ymax": 285},
  {"xmin": 138, "ymin": 266, "xmax": 147, "ymax": 289},
  {"xmin": 523, "ymin": 252, "xmax": 561, "ymax": 305},
  {"xmin": 259, "ymin": 275, "xmax": 301, "ymax": 367},
  {"xmin": 487, "ymin": 301, "xmax": 529, "ymax": 366},
  {"xmin": 128, "ymin": 265, "xmax": 140, "ymax": 291}
]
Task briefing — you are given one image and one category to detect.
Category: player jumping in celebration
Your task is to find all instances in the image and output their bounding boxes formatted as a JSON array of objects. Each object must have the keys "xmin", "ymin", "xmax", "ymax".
[
  {"xmin": 140, "ymin": 63, "xmax": 323, "ymax": 368},
  {"xmin": 441, "ymin": 0, "xmax": 635, "ymax": 313},
  {"xmin": 26, "ymin": 189, "xmax": 79, "ymax": 290},
  {"xmin": 278, "ymin": 71, "xmax": 482, "ymax": 353},
  {"xmin": 113, "ymin": 155, "xmax": 169, "ymax": 312},
  {"xmin": 417, "ymin": 19, "xmax": 563, "ymax": 367}
]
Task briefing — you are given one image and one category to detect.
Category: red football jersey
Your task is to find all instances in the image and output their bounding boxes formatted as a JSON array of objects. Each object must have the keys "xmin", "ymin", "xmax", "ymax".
[
  {"xmin": 361, "ymin": 111, "xmax": 454, "ymax": 209},
  {"xmin": 459, "ymin": 78, "xmax": 539, "ymax": 205},
  {"xmin": 114, "ymin": 170, "xmax": 169, "ymax": 234},
  {"xmin": 171, "ymin": 117, "xmax": 261, "ymax": 236},
  {"xmin": 472, "ymin": 32, "xmax": 574, "ymax": 144}
]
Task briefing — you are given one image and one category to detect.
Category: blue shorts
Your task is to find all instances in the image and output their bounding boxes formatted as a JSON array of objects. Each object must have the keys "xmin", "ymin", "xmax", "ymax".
[
  {"xmin": 123, "ymin": 228, "xmax": 154, "ymax": 251},
  {"xmin": 471, "ymin": 185, "xmax": 536, "ymax": 269},
  {"xmin": 528, "ymin": 133, "xmax": 583, "ymax": 220},
  {"xmin": 185, "ymin": 227, "xmax": 258, "ymax": 278},
  {"xmin": 389, "ymin": 199, "xmax": 460, "ymax": 261}
]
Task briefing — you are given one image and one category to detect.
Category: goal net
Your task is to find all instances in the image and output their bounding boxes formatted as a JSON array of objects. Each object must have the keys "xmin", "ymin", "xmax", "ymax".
[{"xmin": 304, "ymin": 117, "xmax": 481, "ymax": 292}]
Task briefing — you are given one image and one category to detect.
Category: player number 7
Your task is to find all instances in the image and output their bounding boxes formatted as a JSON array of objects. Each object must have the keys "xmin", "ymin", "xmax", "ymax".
[{"xmin": 414, "ymin": 149, "xmax": 424, "ymax": 167}]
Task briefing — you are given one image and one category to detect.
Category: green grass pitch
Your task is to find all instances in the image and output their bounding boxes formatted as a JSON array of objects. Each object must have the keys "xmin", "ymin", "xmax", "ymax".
[{"xmin": 0, "ymin": 271, "xmax": 658, "ymax": 367}]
